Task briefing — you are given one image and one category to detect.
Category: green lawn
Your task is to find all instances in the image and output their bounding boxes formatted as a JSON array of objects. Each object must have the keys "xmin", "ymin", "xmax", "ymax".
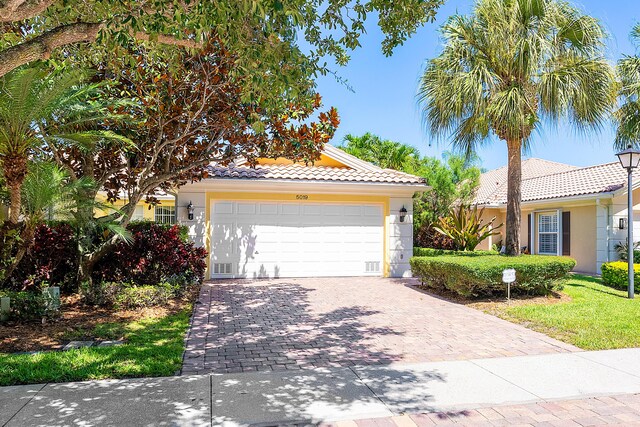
[
  {"xmin": 488, "ymin": 274, "xmax": 640, "ymax": 350},
  {"xmin": 0, "ymin": 308, "xmax": 191, "ymax": 386}
]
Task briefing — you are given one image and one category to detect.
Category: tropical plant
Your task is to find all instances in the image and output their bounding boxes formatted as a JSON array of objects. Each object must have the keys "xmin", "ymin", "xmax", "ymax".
[
  {"xmin": 0, "ymin": 66, "xmax": 113, "ymax": 224},
  {"xmin": 412, "ymin": 153, "xmax": 481, "ymax": 247},
  {"xmin": 1, "ymin": 162, "xmax": 92, "ymax": 285},
  {"xmin": 418, "ymin": 0, "xmax": 615, "ymax": 255},
  {"xmin": 613, "ymin": 239, "xmax": 640, "ymax": 263},
  {"xmin": 434, "ymin": 204, "xmax": 502, "ymax": 251},
  {"xmin": 616, "ymin": 24, "xmax": 640, "ymax": 148},
  {"xmin": 340, "ymin": 133, "xmax": 420, "ymax": 170}
]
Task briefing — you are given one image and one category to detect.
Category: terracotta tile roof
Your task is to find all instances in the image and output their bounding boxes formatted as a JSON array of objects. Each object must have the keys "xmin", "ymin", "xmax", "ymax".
[
  {"xmin": 207, "ymin": 163, "xmax": 426, "ymax": 185},
  {"xmin": 476, "ymin": 160, "xmax": 627, "ymax": 205},
  {"xmin": 475, "ymin": 158, "xmax": 579, "ymax": 204}
]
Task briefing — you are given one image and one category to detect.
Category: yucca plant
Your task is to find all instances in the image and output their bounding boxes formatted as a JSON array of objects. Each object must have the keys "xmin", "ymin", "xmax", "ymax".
[{"xmin": 434, "ymin": 204, "xmax": 502, "ymax": 251}]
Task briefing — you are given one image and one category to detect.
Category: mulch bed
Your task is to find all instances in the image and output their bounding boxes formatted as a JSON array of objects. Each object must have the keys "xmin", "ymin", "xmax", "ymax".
[
  {"xmin": 0, "ymin": 288, "xmax": 197, "ymax": 354},
  {"xmin": 412, "ymin": 283, "xmax": 571, "ymax": 313}
]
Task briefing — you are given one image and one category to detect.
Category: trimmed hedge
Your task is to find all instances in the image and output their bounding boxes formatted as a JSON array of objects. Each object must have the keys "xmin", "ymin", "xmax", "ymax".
[
  {"xmin": 413, "ymin": 247, "xmax": 498, "ymax": 257},
  {"xmin": 410, "ymin": 255, "xmax": 576, "ymax": 297},
  {"xmin": 601, "ymin": 262, "xmax": 640, "ymax": 293}
]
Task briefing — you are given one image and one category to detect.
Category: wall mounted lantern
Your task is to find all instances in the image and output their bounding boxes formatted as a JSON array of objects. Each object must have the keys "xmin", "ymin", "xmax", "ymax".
[
  {"xmin": 620, "ymin": 218, "xmax": 628, "ymax": 230},
  {"xmin": 399, "ymin": 206, "xmax": 407, "ymax": 223},
  {"xmin": 187, "ymin": 201, "xmax": 194, "ymax": 221}
]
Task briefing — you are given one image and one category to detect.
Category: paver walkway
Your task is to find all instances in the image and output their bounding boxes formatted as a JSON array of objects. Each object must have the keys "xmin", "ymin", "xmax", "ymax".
[
  {"xmin": 340, "ymin": 394, "xmax": 640, "ymax": 426},
  {"xmin": 182, "ymin": 278, "xmax": 577, "ymax": 375}
]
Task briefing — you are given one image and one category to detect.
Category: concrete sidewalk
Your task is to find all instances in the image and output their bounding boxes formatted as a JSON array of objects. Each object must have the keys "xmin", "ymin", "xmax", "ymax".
[{"xmin": 2, "ymin": 348, "xmax": 640, "ymax": 426}]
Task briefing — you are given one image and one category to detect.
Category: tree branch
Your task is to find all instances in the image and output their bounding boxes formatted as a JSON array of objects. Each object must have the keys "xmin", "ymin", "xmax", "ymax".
[
  {"xmin": 0, "ymin": 21, "xmax": 201, "ymax": 77},
  {"xmin": 0, "ymin": 22, "xmax": 101, "ymax": 77},
  {"xmin": 0, "ymin": 0, "xmax": 53, "ymax": 22}
]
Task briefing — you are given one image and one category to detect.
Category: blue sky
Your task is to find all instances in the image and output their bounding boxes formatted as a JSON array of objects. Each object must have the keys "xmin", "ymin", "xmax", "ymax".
[{"xmin": 318, "ymin": 0, "xmax": 640, "ymax": 171}]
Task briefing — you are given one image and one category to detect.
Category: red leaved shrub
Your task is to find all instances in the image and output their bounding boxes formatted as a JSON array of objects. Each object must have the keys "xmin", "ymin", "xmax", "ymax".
[
  {"xmin": 8, "ymin": 222, "xmax": 77, "ymax": 292},
  {"xmin": 94, "ymin": 223, "xmax": 207, "ymax": 287}
]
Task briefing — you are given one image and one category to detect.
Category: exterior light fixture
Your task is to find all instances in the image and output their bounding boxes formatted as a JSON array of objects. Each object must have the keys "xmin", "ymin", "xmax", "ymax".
[
  {"xmin": 615, "ymin": 144, "xmax": 640, "ymax": 299},
  {"xmin": 399, "ymin": 206, "xmax": 408, "ymax": 223},
  {"xmin": 187, "ymin": 201, "xmax": 194, "ymax": 221},
  {"xmin": 620, "ymin": 218, "xmax": 628, "ymax": 230}
]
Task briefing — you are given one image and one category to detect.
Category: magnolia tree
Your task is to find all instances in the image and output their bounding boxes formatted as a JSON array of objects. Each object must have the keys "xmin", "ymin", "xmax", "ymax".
[
  {"xmin": 48, "ymin": 42, "xmax": 340, "ymax": 284},
  {"xmin": 0, "ymin": 0, "xmax": 443, "ymax": 109}
]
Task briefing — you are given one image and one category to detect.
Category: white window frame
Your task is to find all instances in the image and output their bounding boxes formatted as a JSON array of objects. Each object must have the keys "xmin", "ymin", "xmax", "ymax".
[
  {"xmin": 131, "ymin": 205, "xmax": 145, "ymax": 221},
  {"xmin": 154, "ymin": 205, "xmax": 176, "ymax": 224},
  {"xmin": 534, "ymin": 210, "xmax": 562, "ymax": 256}
]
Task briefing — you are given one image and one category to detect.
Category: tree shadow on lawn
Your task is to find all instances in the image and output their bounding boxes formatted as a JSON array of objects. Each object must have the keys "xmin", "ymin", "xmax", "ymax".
[
  {"xmin": 0, "ymin": 311, "xmax": 189, "ymax": 386},
  {"xmin": 184, "ymin": 281, "xmax": 406, "ymax": 374},
  {"xmin": 566, "ymin": 274, "xmax": 634, "ymax": 299}
]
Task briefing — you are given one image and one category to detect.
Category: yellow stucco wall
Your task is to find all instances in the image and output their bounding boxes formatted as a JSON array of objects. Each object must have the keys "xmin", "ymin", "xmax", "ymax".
[
  {"xmin": 478, "ymin": 204, "xmax": 597, "ymax": 273},
  {"xmin": 95, "ymin": 196, "xmax": 175, "ymax": 221},
  {"xmin": 256, "ymin": 154, "xmax": 348, "ymax": 168}
]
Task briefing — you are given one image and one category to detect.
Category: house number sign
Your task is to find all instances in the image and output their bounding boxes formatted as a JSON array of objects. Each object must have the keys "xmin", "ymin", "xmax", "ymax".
[{"xmin": 296, "ymin": 195, "xmax": 309, "ymax": 200}]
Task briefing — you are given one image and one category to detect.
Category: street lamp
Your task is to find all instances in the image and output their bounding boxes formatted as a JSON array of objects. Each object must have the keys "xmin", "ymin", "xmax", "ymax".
[{"xmin": 616, "ymin": 145, "xmax": 640, "ymax": 299}]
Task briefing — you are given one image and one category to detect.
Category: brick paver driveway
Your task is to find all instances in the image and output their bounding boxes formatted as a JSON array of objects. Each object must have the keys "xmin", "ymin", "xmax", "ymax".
[{"xmin": 181, "ymin": 278, "xmax": 577, "ymax": 375}]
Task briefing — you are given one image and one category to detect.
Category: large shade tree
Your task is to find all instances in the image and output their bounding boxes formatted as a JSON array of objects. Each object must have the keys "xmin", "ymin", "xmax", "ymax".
[
  {"xmin": 50, "ymin": 41, "xmax": 340, "ymax": 285},
  {"xmin": 418, "ymin": 0, "xmax": 615, "ymax": 255},
  {"xmin": 0, "ymin": 0, "xmax": 444, "ymax": 111}
]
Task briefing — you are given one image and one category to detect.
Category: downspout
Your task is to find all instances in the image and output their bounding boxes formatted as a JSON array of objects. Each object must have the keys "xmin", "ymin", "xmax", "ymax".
[
  {"xmin": 606, "ymin": 202, "xmax": 611, "ymax": 263},
  {"xmin": 168, "ymin": 190, "xmax": 179, "ymax": 224}
]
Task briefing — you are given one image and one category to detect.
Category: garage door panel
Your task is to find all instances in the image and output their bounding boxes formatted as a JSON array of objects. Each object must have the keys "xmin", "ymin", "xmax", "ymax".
[
  {"xmin": 281, "ymin": 204, "xmax": 300, "ymax": 215},
  {"xmin": 211, "ymin": 201, "xmax": 383, "ymax": 278}
]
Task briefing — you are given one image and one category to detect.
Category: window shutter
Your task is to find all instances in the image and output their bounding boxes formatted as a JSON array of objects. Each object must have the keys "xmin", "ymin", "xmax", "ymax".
[
  {"xmin": 527, "ymin": 214, "xmax": 532, "ymax": 253},
  {"xmin": 562, "ymin": 211, "xmax": 571, "ymax": 256}
]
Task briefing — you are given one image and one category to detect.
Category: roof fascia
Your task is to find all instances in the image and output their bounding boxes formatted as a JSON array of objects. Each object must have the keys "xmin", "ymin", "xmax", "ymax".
[{"xmin": 180, "ymin": 178, "xmax": 429, "ymax": 196}]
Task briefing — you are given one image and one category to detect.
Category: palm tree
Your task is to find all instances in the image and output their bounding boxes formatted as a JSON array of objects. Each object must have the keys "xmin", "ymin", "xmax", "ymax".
[
  {"xmin": 616, "ymin": 24, "xmax": 640, "ymax": 148},
  {"xmin": 340, "ymin": 133, "xmax": 420, "ymax": 170},
  {"xmin": 418, "ymin": 0, "xmax": 615, "ymax": 255},
  {"xmin": 0, "ymin": 66, "xmax": 106, "ymax": 224}
]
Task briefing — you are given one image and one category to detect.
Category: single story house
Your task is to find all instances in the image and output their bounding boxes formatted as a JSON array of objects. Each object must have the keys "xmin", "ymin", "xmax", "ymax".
[
  {"xmin": 176, "ymin": 145, "xmax": 427, "ymax": 279},
  {"xmin": 475, "ymin": 158, "xmax": 638, "ymax": 274}
]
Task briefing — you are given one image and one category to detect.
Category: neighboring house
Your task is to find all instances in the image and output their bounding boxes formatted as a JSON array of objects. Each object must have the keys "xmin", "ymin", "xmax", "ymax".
[
  {"xmin": 176, "ymin": 145, "xmax": 427, "ymax": 279},
  {"xmin": 96, "ymin": 192, "xmax": 176, "ymax": 224},
  {"xmin": 475, "ymin": 158, "xmax": 638, "ymax": 274}
]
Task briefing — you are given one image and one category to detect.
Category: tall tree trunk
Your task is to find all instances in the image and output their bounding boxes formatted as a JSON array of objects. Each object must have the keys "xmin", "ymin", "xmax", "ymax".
[
  {"xmin": 2, "ymin": 221, "xmax": 36, "ymax": 284},
  {"xmin": 505, "ymin": 139, "xmax": 522, "ymax": 256},
  {"xmin": 3, "ymin": 154, "xmax": 28, "ymax": 224},
  {"xmin": 7, "ymin": 180, "xmax": 21, "ymax": 224}
]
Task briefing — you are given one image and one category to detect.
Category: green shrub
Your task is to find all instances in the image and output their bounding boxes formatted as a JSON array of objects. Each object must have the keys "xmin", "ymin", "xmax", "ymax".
[
  {"xmin": 80, "ymin": 281, "xmax": 178, "ymax": 309},
  {"xmin": 80, "ymin": 281, "xmax": 121, "ymax": 307},
  {"xmin": 413, "ymin": 247, "xmax": 498, "ymax": 257},
  {"xmin": 0, "ymin": 290, "xmax": 55, "ymax": 322},
  {"xmin": 114, "ymin": 283, "xmax": 178, "ymax": 310},
  {"xmin": 410, "ymin": 255, "xmax": 576, "ymax": 297},
  {"xmin": 601, "ymin": 261, "xmax": 640, "ymax": 292}
]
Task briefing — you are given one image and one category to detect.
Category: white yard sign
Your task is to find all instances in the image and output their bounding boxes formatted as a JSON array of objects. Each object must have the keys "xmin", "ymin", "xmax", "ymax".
[
  {"xmin": 502, "ymin": 268, "xmax": 516, "ymax": 300},
  {"xmin": 502, "ymin": 268, "xmax": 516, "ymax": 284}
]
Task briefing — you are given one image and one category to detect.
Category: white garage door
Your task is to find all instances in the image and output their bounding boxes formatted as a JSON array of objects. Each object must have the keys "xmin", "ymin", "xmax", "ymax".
[{"xmin": 210, "ymin": 201, "xmax": 384, "ymax": 278}]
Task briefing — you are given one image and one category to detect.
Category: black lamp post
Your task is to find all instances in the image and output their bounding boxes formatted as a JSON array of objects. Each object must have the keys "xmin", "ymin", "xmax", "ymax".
[{"xmin": 616, "ymin": 145, "xmax": 640, "ymax": 299}]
